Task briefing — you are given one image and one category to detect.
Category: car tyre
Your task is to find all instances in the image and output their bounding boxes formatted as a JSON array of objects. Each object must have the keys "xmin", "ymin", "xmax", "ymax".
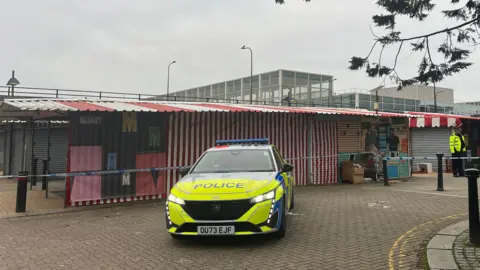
[
  {"xmin": 170, "ymin": 234, "xmax": 185, "ymax": 240},
  {"xmin": 275, "ymin": 196, "xmax": 287, "ymax": 238}
]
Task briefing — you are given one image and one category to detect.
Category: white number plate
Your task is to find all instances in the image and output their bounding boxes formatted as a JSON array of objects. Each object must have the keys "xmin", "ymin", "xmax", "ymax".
[{"xmin": 197, "ymin": 226, "xmax": 235, "ymax": 235}]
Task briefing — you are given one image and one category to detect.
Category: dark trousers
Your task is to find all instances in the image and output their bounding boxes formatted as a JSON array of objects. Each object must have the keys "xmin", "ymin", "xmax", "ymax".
[{"xmin": 452, "ymin": 152, "xmax": 465, "ymax": 176}]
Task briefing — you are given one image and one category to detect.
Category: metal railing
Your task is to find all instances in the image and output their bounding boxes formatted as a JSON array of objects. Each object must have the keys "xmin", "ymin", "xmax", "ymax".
[{"xmin": 0, "ymin": 85, "xmax": 477, "ymax": 115}]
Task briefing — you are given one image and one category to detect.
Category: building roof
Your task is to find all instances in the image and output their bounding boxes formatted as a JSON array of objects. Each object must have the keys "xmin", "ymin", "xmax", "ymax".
[{"xmin": 0, "ymin": 99, "xmax": 414, "ymax": 118}]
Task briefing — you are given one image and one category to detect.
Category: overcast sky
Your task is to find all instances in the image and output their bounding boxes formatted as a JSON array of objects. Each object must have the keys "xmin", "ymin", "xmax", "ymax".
[{"xmin": 0, "ymin": 0, "xmax": 478, "ymax": 102}]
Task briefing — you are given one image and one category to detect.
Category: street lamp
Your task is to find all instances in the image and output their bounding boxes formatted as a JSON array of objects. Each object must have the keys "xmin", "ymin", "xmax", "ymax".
[
  {"xmin": 6, "ymin": 70, "xmax": 20, "ymax": 97},
  {"xmin": 241, "ymin": 45, "xmax": 253, "ymax": 104},
  {"xmin": 326, "ymin": 78, "xmax": 337, "ymax": 107},
  {"xmin": 166, "ymin": 61, "xmax": 176, "ymax": 100},
  {"xmin": 371, "ymin": 85, "xmax": 384, "ymax": 114}
]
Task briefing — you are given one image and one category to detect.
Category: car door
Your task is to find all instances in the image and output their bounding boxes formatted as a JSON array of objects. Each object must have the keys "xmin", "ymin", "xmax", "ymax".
[{"xmin": 272, "ymin": 146, "xmax": 292, "ymax": 209}]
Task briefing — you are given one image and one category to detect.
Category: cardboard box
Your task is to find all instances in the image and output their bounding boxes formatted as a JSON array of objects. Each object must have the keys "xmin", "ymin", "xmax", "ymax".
[{"xmin": 342, "ymin": 161, "xmax": 365, "ymax": 184}]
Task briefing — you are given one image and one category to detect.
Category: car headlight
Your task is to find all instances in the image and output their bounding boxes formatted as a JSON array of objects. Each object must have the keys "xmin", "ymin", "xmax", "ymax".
[
  {"xmin": 251, "ymin": 189, "xmax": 276, "ymax": 203},
  {"xmin": 168, "ymin": 193, "xmax": 185, "ymax": 205}
]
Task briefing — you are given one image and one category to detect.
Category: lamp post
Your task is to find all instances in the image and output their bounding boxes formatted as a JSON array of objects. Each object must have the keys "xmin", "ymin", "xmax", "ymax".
[
  {"xmin": 166, "ymin": 61, "xmax": 176, "ymax": 100},
  {"xmin": 241, "ymin": 45, "xmax": 253, "ymax": 104},
  {"xmin": 326, "ymin": 78, "xmax": 337, "ymax": 107},
  {"xmin": 6, "ymin": 70, "xmax": 20, "ymax": 97}
]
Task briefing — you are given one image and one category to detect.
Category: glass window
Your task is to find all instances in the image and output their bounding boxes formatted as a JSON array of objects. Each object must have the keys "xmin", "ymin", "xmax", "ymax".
[
  {"xmin": 271, "ymin": 71, "xmax": 279, "ymax": 86},
  {"xmin": 272, "ymin": 146, "xmax": 284, "ymax": 166},
  {"xmin": 226, "ymin": 81, "xmax": 234, "ymax": 99},
  {"xmin": 271, "ymin": 85, "xmax": 280, "ymax": 103},
  {"xmin": 282, "ymin": 71, "xmax": 295, "ymax": 85},
  {"xmin": 234, "ymin": 79, "xmax": 242, "ymax": 97},
  {"xmin": 218, "ymin": 83, "xmax": 225, "ymax": 99},
  {"xmin": 311, "ymin": 90, "xmax": 321, "ymax": 99},
  {"xmin": 383, "ymin": 102, "xmax": 394, "ymax": 111},
  {"xmin": 383, "ymin": 96, "xmax": 393, "ymax": 103},
  {"xmin": 251, "ymin": 76, "xmax": 259, "ymax": 90},
  {"xmin": 295, "ymin": 72, "xmax": 308, "ymax": 87},
  {"xmin": 359, "ymin": 101, "xmax": 371, "ymax": 109},
  {"xmin": 242, "ymin": 78, "xmax": 251, "ymax": 92},
  {"xmin": 358, "ymin": 94, "xmax": 371, "ymax": 101},
  {"xmin": 191, "ymin": 149, "xmax": 275, "ymax": 174},
  {"xmin": 309, "ymin": 75, "xmax": 321, "ymax": 88},
  {"xmin": 321, "ymin": 76, "xmax": 333, "ymax": 89},
  {"xmin": 212, "ymin": 84, "xmax": 218, "ymax": 98},
  {"xmin": 394, "ymin": 103, "xmax": 406, "ymax": 111},
  {"xmin": 394, "ymin": 98, "xmax": 405, "ymax": 105},
  {"xmin": 261, "ymin": 74, "xmax": 270, "ymax": 87},
  {"xmin": 406, "ymin": 105, "xmax": 416, "ymax": 111},
  {"xmin": 405, "ymin": 99, "xmax": 416, "ymax": 105}
]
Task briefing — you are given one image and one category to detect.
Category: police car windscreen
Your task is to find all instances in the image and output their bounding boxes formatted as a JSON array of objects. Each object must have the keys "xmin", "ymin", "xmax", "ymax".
[{"xmin": 191, "ymin": 149, "xmax": 275, "ymax": 173}]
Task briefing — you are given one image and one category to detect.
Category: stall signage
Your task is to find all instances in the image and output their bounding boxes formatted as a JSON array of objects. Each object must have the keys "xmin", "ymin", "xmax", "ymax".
[{"xmin": 80, "ymin": 116, "xmax": 101, "ymax": 124}]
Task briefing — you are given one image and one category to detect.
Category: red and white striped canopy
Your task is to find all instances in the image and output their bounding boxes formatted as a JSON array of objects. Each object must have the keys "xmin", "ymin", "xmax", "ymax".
[
  {"xmin": 408, "ymin": 116, "xmax": 462, "ymax": 128},
  {"xmin": 407, "ymin": 112, "xmax": 464, "ymax": 128},
  {"xmin": 2, "ymin": 99, "xmax": 410, "ymax": 117}
]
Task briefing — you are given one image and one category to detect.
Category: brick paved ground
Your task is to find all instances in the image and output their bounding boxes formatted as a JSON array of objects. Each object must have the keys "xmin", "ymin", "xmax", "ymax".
[
  {"xmin": 0, "ymin": 175, "xmax": 470, "ymax": 270},
  {"xmin": 453, "ymin": 229, "xmax": 480, "ymax": 269},
  {"xmin": 0, "ymin": 179, "xmax": 64, "ymax": 217}
]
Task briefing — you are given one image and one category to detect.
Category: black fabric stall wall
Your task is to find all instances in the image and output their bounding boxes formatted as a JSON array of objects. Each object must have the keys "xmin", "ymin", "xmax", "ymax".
[{"xmin": 69, "ymin": 111, "xmax": 168, "ymax": 200}]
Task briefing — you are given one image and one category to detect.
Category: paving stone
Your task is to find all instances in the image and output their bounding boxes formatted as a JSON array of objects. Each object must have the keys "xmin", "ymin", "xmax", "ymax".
[
  {"xmin": 427, "ymin": 249, "xmax": 458, "ymax": 269},
  {"xmin": 438, "ymin": 220, "xmax": 469, "ymax": 236},
  {"xmin": 427, "ymin": 235, "xmax": 457, "ymax": 249}
]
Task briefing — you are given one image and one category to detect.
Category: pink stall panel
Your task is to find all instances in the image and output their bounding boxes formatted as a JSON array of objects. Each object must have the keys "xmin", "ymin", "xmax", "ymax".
[
  {"xmin": 135, "ymin": 152, "xmax": 167, "ymax": 196},
  {"xmin": 70, "ymin": 146, "xmax": 102, "ymax": 202}
]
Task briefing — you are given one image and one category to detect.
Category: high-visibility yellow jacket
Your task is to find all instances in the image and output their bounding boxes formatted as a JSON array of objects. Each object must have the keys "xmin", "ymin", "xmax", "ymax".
[
  {"xmin": 450, "ymin": 134, "xmax": 461, "ymax": 153},
  {"xmin": 450, "ymin": 134, "xmax": 467, "ymax": 153}
]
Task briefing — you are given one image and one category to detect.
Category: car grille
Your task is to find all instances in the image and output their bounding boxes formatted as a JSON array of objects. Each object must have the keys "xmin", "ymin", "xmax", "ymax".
[
  {"xmin": 182, "ymin": 199, "xmax": 254, "ymax": 220},
  {"xmin": 176, "ymin": 222, "xmax": 262, "ymax": 233}
]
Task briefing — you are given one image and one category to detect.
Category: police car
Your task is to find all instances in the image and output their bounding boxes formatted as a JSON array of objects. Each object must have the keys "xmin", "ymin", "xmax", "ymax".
[{"xmin": 165, "ymin": 138, "xmax": 295, "ymax": 239}]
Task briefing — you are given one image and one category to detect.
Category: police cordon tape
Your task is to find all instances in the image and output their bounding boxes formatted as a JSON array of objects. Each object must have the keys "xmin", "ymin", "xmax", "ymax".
[{"xmin": 0, "ymin": 154, "xmax": 478, "ymax": 179}]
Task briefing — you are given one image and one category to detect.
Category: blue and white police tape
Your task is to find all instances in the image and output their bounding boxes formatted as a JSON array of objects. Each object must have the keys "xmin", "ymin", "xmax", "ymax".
[
  {"xmin": 0, "ymin": 154, "xmax": 477, "ymax": 179},
  {"xmin": 382, "ymin": 156, "xmax": 480, "ymax": 161},
  {"xmin": 0, "ymin": 165, "xmax": 188, "ymax": 179}
]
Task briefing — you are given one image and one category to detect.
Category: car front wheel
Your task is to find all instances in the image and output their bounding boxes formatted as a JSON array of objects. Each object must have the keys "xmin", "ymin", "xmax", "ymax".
[
  {"xmin": 275, "ymin": 196, "xmax": 287, "ymax": 238},
  {"xmin": 170, "ymin": 234, "xmax": 186, "ymax": 240}
]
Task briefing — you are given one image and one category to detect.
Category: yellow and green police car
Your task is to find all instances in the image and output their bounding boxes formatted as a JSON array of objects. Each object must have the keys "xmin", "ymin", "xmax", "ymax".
[{"xmin": 165, "ymin": 138, "xmax": 295, "ymax": 239}]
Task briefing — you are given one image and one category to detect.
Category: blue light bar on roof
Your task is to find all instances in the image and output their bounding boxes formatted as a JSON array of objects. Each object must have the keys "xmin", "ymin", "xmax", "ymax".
[{"xmin": 215, "ymin": 138, "xmax": 269, "ymax": 146}]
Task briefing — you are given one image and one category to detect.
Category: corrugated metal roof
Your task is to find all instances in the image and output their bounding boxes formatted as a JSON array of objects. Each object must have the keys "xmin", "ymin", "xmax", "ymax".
[
  {"xmin": 405, "ymin": 111, "xmax": 480, "ymax": 120},
  {"xmin": 1, "ymin": 98, "xmax": 415, "ymax": 118}
]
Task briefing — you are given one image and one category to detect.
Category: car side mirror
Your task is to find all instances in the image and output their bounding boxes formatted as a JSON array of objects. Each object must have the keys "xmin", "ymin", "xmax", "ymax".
[
  {"xmin": 282, "ymin": 163, "xmax": 294, "ymax": 173},
  {"xmin": 178, "ymin": 166, "xmax": 191, "ymax": 177}
]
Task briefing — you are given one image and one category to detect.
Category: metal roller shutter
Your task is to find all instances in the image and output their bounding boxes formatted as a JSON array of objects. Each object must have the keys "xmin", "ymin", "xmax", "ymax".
[
  {"xmin": 13, "ymin": 125, "xmax": 27, "ymax": 173},
  {"xmin": 337, "ymin": 121, "xmax": 361, "ymax": 152},
  {"xmin": 4, "ymin": 125, "xmax": 12, "ymax": 175},
  {"xmin": 50, "ymin": 128, "xmax": 68, "ymax": 173},
  {"xmin": 411, "ymin": 128, "xmax": 451, "ymax": 171},
  {"xmin": 26, "ymin": 126, "xmax": 69, "ymax": 175},
  {"xmin": 0, "ymin": 131, "xmax": 5, "ymax": 172}
]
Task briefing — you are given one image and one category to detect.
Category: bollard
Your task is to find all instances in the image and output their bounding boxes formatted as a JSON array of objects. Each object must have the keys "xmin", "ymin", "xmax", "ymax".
[
  {"xmin": 382, "ymin": 157, "xmax": 389, "ymax": 186},
  {"xmin": 437, "ymin": 153, "xmax": 444, "ymax": 191},
  {"xmin": 30, "ymin": 157, "xmax": 38, "ymax": 189},
  {"xmin": 465, "ymin": 168, "xmax": 480, "ymax": 245},
  {"xmin": 16, "ymin": 171, "xmax": 28, "ymax": 213},
  {"xmin": 41, "ymin": 159, "xmax": 47, "ymax": 190}
]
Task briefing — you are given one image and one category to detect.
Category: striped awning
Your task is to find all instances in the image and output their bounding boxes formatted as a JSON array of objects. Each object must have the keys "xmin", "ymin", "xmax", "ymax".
[
  {"xmin": 1, "ymin": 99, "xmax": 413, "ymax": 118},
  {"xmin": 406, "ymin": 112, "xmax": 471, "ymax": 128}
]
